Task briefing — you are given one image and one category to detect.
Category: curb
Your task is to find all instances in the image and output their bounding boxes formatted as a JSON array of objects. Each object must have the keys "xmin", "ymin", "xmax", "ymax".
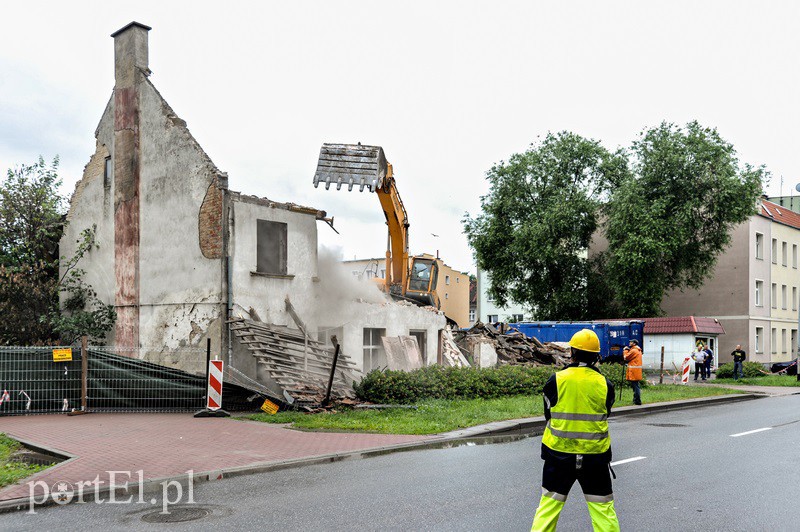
[{"xmin": 0, "ymin": 392, "xmax": 766, "ymax": 514}]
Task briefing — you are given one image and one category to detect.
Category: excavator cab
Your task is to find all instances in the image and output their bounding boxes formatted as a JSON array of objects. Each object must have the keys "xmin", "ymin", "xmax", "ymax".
[{"xmin": 406, "ymin": 257, "xmax": 439, "ymax": 307}]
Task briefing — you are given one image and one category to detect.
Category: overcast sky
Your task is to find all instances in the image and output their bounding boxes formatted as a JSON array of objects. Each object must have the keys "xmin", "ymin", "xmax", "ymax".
[{"xmin": 2, "ymin": 1, "xmax": 799, "ymax": 273}]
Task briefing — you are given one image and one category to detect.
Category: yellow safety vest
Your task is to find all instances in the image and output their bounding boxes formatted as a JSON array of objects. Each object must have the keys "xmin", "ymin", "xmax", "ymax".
[{"xmin": 541, "ymin": 366, "xmax": 610, "ymax": 454}]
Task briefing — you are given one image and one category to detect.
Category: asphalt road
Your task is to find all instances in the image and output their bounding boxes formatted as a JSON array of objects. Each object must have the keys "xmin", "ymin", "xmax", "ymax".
[{"xmin": 3, "ymin": 393, "xmax": 800, "ymax": 531}]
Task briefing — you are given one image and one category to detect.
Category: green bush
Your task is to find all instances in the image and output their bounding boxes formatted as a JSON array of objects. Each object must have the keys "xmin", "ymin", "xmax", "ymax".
[
  {"xmin": 716, "ymin": 361, "xmax": 765, "ymax": 379},
  {"xmin": 354, "ymin": 365, "xmax": 556, "ymax": 404}
]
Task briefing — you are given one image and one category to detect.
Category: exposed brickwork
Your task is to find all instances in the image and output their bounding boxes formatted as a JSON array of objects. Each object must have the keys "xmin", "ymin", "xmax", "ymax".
[
  {"xmin": 199, "ymin": 178, "xmax": 224, "ymax": 259},
  {"xmin": 66, "ymin": 142, "xmax": 109, "ymax": 222}
]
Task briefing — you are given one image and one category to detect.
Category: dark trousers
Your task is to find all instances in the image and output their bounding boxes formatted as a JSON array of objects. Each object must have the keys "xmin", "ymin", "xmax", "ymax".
[
  {"xmin": 733, "ymin": 361, "xmax": 743, "ymax": 380},
  {"xmin": 542, "ymin": 454, "xmax": 613, "ymax": 499},
  {"xmin": 704, "ymin": 360, "xmax": 712, "ymax": 379},
  {"xmin": 629, "ymin": 380, "xmax": 641, "ymax": 404},
  {"xmin": 695, "ymin": 362, "xmax": 705, "ymax": 380}
]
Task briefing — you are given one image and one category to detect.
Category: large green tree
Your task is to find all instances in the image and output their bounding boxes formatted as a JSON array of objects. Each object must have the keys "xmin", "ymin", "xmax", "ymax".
[
  {"xmin": 0, "ymin": 157, "xmax": 115, "ymax": 345},
  {"xmin": 464, "ymin": 132, "xmax": 628, "ymax": 320},
  {"xmin": 0, "ymin": 157, "xmax": 64, "ymax": 344},
  {"xmin": 602, "ymin": 121, "xmax": 766, "ymax": 316}
]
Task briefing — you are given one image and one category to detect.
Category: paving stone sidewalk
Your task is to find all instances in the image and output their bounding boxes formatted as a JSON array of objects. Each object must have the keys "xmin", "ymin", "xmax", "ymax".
[{"xmin": 0, "ymin": 413, "xmax": 435, "ymax": 503}]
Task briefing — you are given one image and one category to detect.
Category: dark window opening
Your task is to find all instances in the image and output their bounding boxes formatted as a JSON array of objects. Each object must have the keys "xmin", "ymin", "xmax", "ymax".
[
  {"xmin": 256, "ymin": 220, "xmax": 288, "ymax": 275},
  {"xmin": 104, "ymin": 156, "xmax": 112, "ymax": 187}
]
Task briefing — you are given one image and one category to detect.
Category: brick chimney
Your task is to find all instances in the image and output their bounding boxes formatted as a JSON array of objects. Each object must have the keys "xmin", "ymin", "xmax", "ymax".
[
  {"xmin": 110, "ymin": 21, "xmax": 150, "ymax": 350},
  {"xmin": 111, "ymin": 21, "xmax": 151, "ymax": 86}
]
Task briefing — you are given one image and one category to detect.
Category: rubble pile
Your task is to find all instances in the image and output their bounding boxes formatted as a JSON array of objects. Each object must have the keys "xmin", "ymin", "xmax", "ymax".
[
  {"xmin": 229, "ymin": 318, "xmax": 360, "ymax": 411},
  {"xmin": 454, "ymin": 322, "xmax": 571, "ymax": 367}
]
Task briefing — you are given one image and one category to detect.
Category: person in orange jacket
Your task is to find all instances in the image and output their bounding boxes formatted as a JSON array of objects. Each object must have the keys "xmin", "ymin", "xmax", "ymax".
[{"xmin": 623, "ymin": 339, "xmax": 643, "ymax": 405}]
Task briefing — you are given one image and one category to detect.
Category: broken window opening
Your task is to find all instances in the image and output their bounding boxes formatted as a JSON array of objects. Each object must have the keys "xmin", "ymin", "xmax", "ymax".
[
  {"xmin": 104, "ymin": 155, "xmax": 112, "ymax": 187},
  {"xmin": 317, "ymin": 326, "xmax": 343, "ymax": 348},
  {"xmin": 409, "ymin": 330, "xmax": 427, "ymax": 365},
  {"xmin": 256, "ymin": 220, "xmax": 288, "ymax": 276}
]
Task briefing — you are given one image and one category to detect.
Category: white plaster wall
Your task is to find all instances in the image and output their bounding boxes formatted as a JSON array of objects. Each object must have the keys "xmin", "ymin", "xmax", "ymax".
[
  {"xmin": 229, "ymin": 199, "xmax": 319, "ymax": 327},
  {"xmin": 138, "ymin": 80, "xmax": 223, "ymax": 305},
  {"xmin": 643, "ymin": 334, "xmax": 699, "ymax": 371},
  {"xmin": 332, "ymin": 301, "xmax": 446, "ymax": 372}
]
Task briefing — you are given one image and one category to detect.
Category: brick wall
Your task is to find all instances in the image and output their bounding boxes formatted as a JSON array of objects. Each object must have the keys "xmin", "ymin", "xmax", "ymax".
[{"xmin": 199, "ymin": 178, "xmax": 223, "ymax": 259}]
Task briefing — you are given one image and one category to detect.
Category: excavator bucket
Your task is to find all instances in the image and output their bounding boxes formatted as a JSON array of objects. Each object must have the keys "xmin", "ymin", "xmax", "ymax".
[{"xmin": 313, "ymin": 143, "xmax": 388, "ymax": 192}]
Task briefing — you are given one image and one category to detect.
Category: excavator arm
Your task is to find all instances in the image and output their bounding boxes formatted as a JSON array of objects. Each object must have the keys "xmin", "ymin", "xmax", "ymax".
[
  {"xmin": 375, "ymin": 164, "xmax": 409, "ymax": 292},
  {"xmin": 312, "ymin": 143, "xmax": 409, "ymax": 292}
]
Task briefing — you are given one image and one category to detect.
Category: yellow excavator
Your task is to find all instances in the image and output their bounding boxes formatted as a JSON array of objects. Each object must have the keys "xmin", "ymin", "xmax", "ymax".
[{"xmin": 313, "ymin": 143, "xmax": 441, "ymax": 309}]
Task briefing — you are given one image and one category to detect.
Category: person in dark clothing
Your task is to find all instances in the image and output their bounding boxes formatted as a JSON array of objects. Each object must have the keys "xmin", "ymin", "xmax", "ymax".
[
  {"xmin": 531, "ymin": 329, "xmax": 620, "ymax": 531},
  {"xmin": 731, "ymin": 345, "xmax": 746, "ymax": 380},
  {"xmin": 703, "ymin": 345, "xmax": 713, "ymax": 379}
]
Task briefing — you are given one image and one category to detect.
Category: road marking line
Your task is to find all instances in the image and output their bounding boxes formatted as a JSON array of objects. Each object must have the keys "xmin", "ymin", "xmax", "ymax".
[
  {"xmin": 730, "ymin": 427, "xmax": 772, "ymax": 438},
  {"xmin": 610, "ymin": 456, "xmax": 646, "ymax": 466}
]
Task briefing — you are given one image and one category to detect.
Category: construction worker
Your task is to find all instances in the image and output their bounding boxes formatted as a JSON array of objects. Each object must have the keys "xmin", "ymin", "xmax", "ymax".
[
  {"xmin": 623, "ymin": 339, "xmax": 643, "ymax": 405},
  {"xmin": 531, "ymin": 329, "xmax": 620, "ymax": 532}
]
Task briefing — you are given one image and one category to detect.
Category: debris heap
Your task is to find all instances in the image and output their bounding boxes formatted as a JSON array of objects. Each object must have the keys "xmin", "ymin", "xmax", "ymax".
[
  {"xmin": 229, "ymin": 318, "xmax": 361, "ymax": 410},
  {"xmin": 454, "ymin": 322, "xmax": 570, "ymax": 367}
]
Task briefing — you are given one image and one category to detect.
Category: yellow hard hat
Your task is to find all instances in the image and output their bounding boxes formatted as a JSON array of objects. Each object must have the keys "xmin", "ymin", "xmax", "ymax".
[{"xmin": 569, "ymin": 329, "xmax": 601, "ymax": 353}]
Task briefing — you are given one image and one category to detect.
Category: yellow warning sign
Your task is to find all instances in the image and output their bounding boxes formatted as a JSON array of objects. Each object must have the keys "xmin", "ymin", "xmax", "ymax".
[
  {"xmin": 260, "ymin": 398, "xmax": 279, "ymax": 415},
  {"xmin": 53, "ymin": 348, "xmax": 73, "ymax": 362}
]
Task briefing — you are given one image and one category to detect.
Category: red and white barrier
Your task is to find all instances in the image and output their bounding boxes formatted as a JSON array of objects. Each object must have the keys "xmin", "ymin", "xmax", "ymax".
[
  {"xmin": 207, "ymin": 360, "xmax": 224, "ymax": 410},
  {"xmin": 681, "ymin": 357, "xmax": 690, "ymax": 384}
]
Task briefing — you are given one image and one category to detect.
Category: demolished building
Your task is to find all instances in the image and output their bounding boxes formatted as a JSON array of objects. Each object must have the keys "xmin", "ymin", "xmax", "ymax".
[{"xmin": 59, "ymin": 22, "xmax": 446, "ymax": 402}]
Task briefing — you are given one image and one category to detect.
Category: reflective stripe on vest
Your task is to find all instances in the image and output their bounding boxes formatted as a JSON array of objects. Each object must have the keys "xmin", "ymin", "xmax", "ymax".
[{"xmin": 542, "ymin": 366, "xmax": 610, "ymax": 454}]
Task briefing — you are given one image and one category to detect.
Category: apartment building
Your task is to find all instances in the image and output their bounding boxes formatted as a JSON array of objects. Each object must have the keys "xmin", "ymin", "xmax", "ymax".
[
  {"xmin": 476, "ymin": 268, "xmax": 533, "ymax": 325},
  {"xmin": 660, "ymin": 198, "xmax": 799, "ymax": 364}
]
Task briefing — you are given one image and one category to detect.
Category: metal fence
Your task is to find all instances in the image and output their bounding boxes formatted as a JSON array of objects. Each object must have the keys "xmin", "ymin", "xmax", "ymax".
[
  {"xmin": 0, "ymin": 345, "xmax": 213, "ymax": 415},
  {"xmin": 0, "ymin": 346, "xmax": 83, "ymax": 415},
  {"xmin": 87, "ymin": 347, "xmax": 206, "ymax": 412}
]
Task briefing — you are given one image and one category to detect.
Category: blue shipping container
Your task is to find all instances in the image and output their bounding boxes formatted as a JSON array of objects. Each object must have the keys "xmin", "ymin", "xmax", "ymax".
[{"xmin": 508, "ymin": 321, "xmax": 644, "ymax": 362}]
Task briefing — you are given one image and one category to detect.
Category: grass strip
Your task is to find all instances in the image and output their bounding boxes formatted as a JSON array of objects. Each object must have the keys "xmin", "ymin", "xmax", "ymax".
[
  {"xmin": 244, "ymin": 384, "xmax": 744, "ymax": 435},
  {"xmin": 713, "ymin": 375, "xmax": 800, "ymax": 387},
  {"xmin": 0, "ymin": 433, "xmax": 51, "ymax": 488}
]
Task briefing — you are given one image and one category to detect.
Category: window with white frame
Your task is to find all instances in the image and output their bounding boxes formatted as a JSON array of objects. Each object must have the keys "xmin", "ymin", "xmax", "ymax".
[
  {"xmin": 363, "ymin": 328, "xmax": 387, "ymax": 371},
  {"xmin": 782, "ymin": 285, "xmax": 787, "ymax": 309},
  {"xmin": 445, "ymin": 275, "xmax": 450, "ymax": 285},
  {"xmin": 771, "ymin": 283, "xmax": 777, "ymax": 309},
  {"xmin": 794, "ymin": 286, "xmax": 797, "ymax": 311},
  {"xmin": 469, "ymin": 308, "xmax": 476, "ymax": 322},
  {"xmin": 771, "ymin": 328, "xmax": 777, "ymax": 353},
  {"xmin": 755, "ymin": 327, "xmax": 763, "ymax": 353},
  {"xmin": 755, "ymin": 280, "xmax": 763, "ymax": 307},
  {"xmin": 755, "ymin": 233, "xmax": 764, "ymax": 259},
  {"xmin": 794, "ymin": 244, "xmax": 798, "ymax": 268},
  {"xmin": 783, "ymin": 242, "xmax": 788, "ymax": 266},
  {"xmin": 487, "ymin": 315, "xmax": 499, "ymax": 323},
  {"xmin": 793, "ymin": 329, "xmax": 798, "ymax": 355},
  {"xmin": 782, "ymin": 329, "xmax": 787, "ymax": 353},
  {"xmin": 511, "ymin": 314, "xmax": 523, "ymax": 322},
  {"xmin": 772, "ymin": 238, "xmax": 778, "ymax": 263}
]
